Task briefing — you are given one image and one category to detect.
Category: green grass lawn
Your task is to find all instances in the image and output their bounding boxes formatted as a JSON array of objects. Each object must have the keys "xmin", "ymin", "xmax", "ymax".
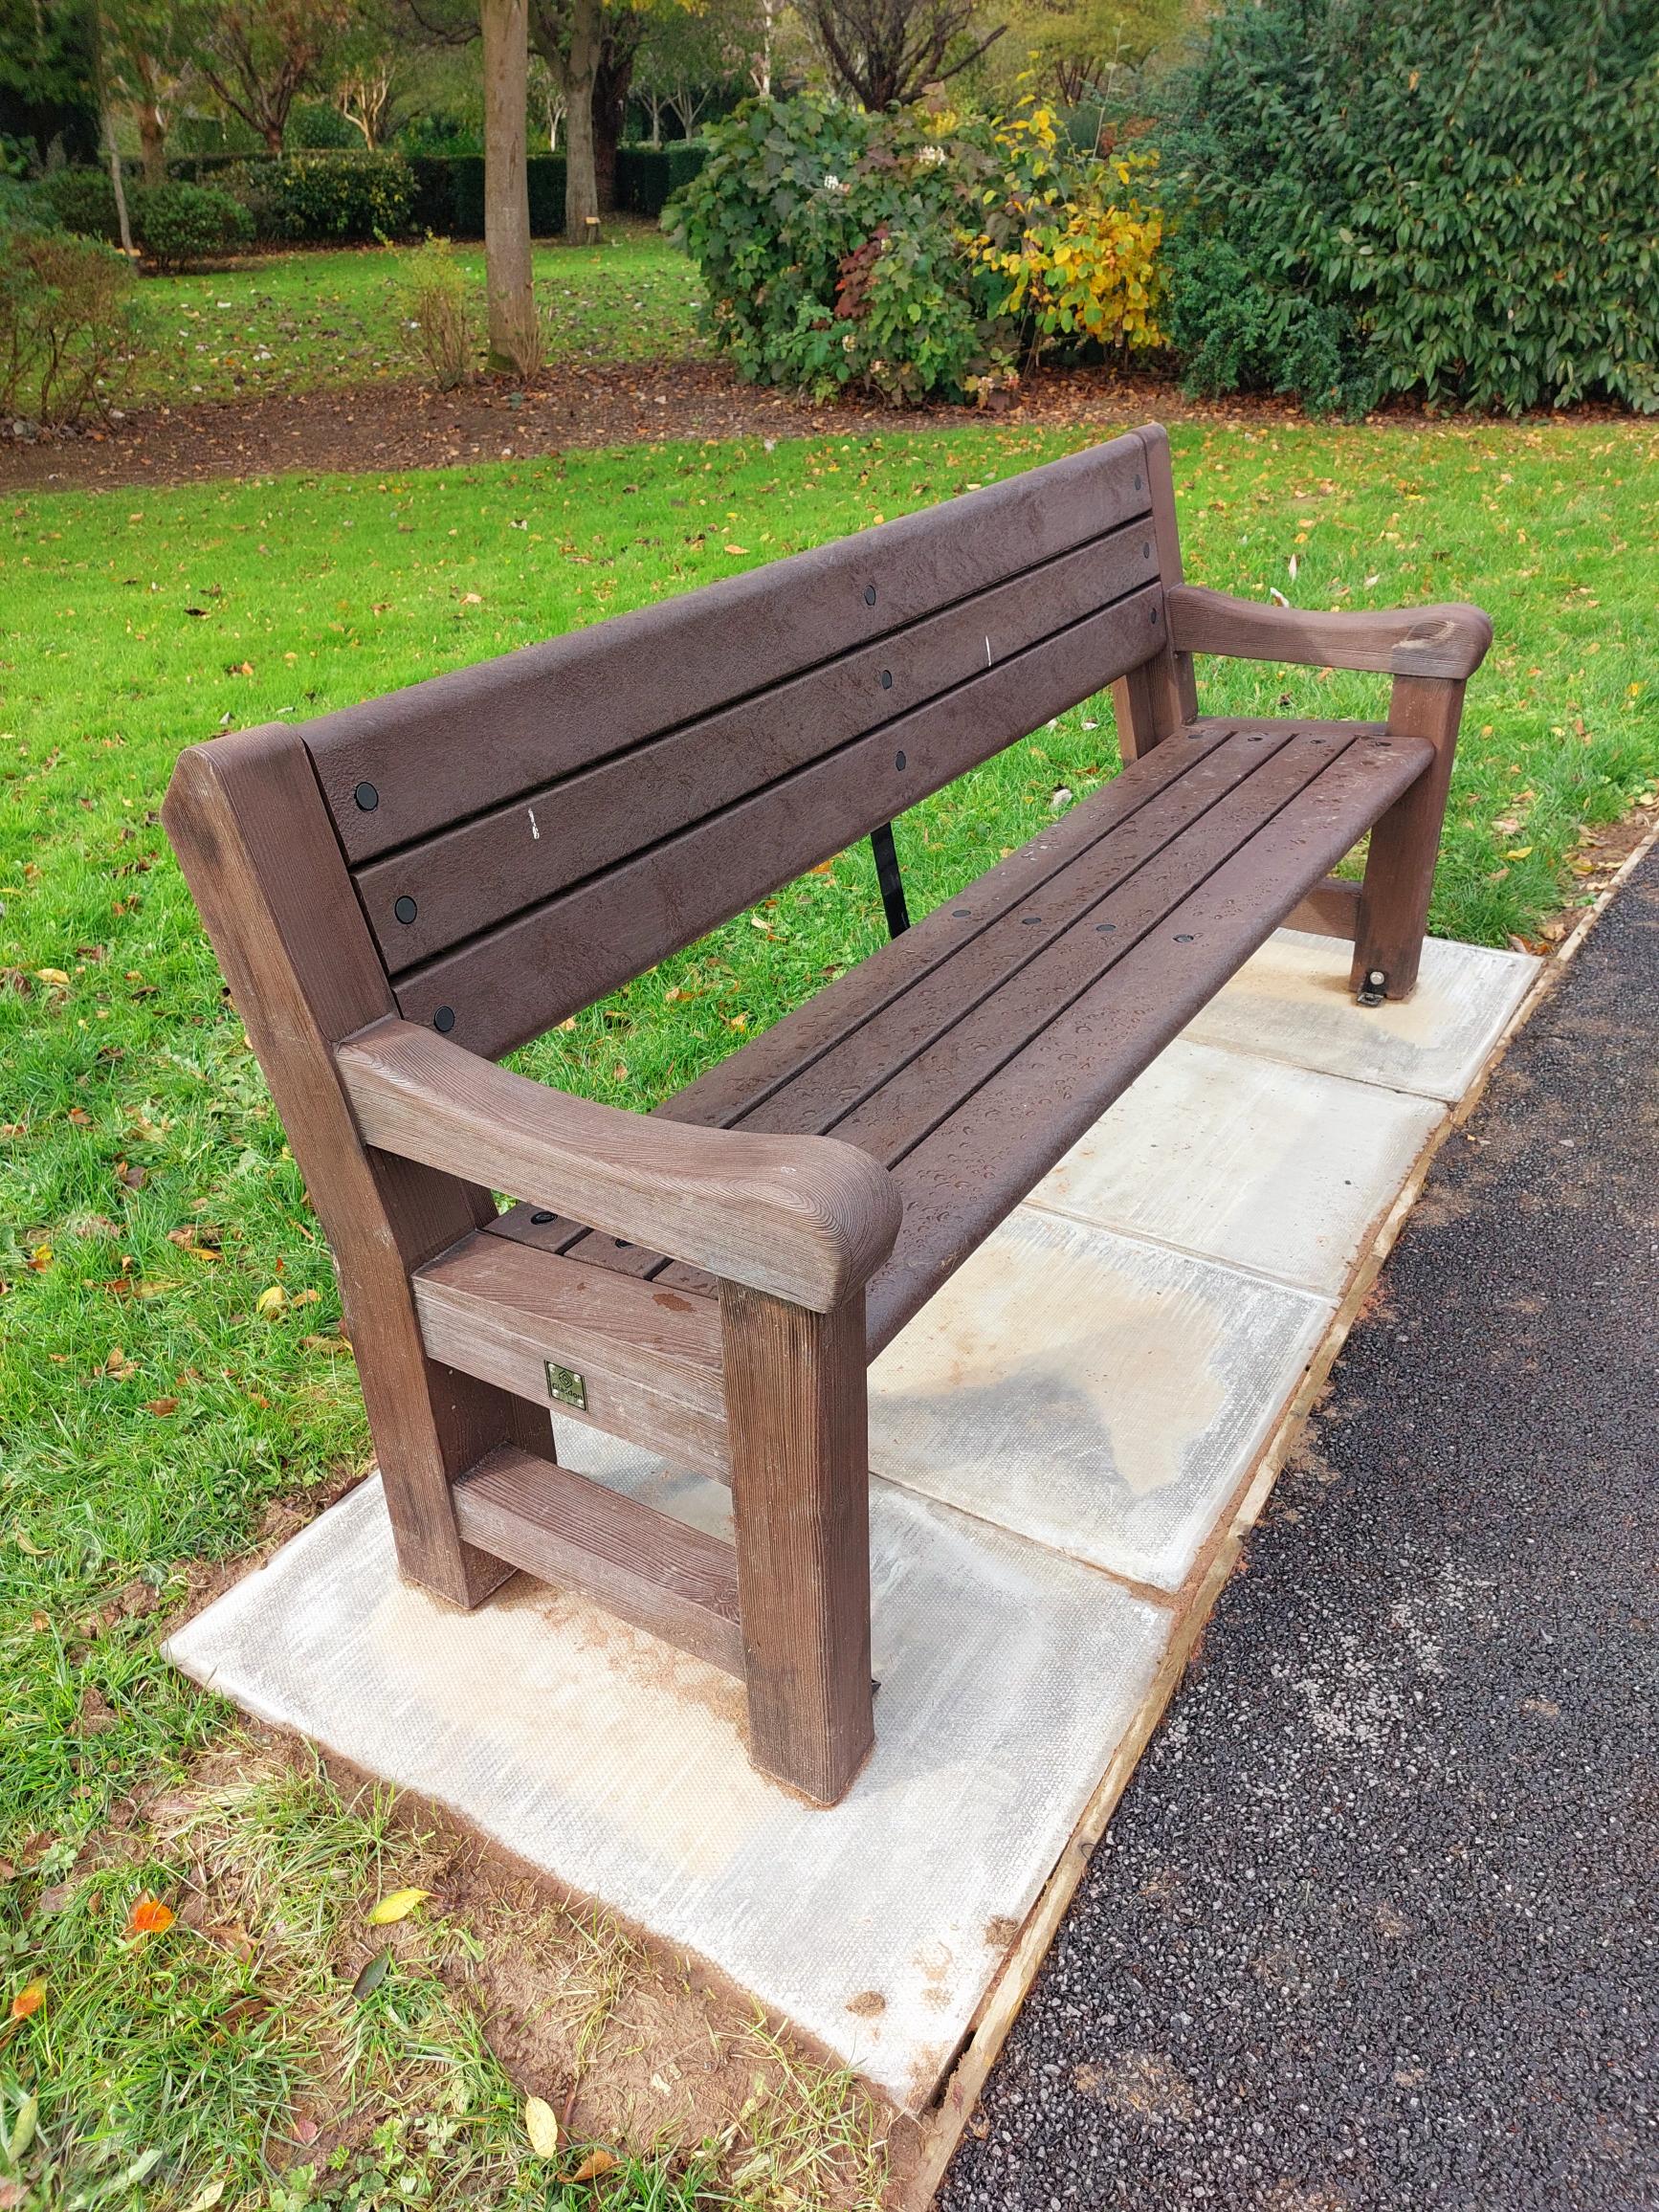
[
  {"xmin": 2, "ymin": 413, "xmax": 1655, "ymax": 2207},
  {"xmin": 120, "ymin": 224, "xmax": 706, "ymax": 409}
]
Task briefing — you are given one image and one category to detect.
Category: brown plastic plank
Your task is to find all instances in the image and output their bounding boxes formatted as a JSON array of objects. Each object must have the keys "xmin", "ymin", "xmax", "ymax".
[
  {"xmin": 306, "ymin": 434, "xmax": 1154, "ymax": 864},
  {"xmin": 1166, "ymin": 584, "xmax": 1493, "ymax": 680},
  {"xmin": 726, "ymin": 726, "xmax": 1307, "ymax": 1144},
  {"xmin": 866, "ymin": 726, "xmax": 1435, "ymax": 1346},
  {"xmin": 356, "ymin": 524, "xmax": 1161, "ymax": 973},
  {"xmin": 655, "ymin": 718, "xmax": 1239, "ymax": 1134},
  {"xmin": 1287, "ymin": 874, "xmax": 1362, "ymax": 939},
  {"xmin": 413, "ymin": 1231, "xmax": 730, "ymax": 1477},
  {"xmin": 388, "ymin": 585, "xmax": 1165, "ymax": 1058},
  {"xmin": 452, "ymin": 1446, "xmax": 744, "ymax": 1674}
]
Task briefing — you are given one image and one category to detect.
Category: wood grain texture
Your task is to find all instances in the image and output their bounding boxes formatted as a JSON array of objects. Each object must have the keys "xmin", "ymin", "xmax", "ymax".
[
  {"xmin": 160, "ymin": 726, "xmax": 528, "ymax": 1609},
  {"xmin": 721, "ymin": 1286, "xmax": 874, "ymax": 1806},
  {"xmin": 1166, "ymin": 584, "xmax": 1493, "ymax": 679},
  {"xmin": 452, "ymin": 1446, "xmax": 744, "ymax": 1674},
  {"xmin": 1352, "ymin": 673, "xmax": 1468, "ymax": 998},
  {"xmin": 355, "ymin": 523, "xmax": 1161, "ymax": 973},
  {"xmin": 387, "ymin": 585, "xmax": 1165, "ymax": 1056},
  {"xmin": 304, "ymin": 433, "xmax": 1153, "ymax": 863},
  {"xmin": 1285, "ymin": 874, "xmax": 1362, "ymax": 939},
  {"xmin": 336, "ymin": 1018, "xmax": 901, "ymax": 1313},
  {"xmin": 413, "ymin": 1231, "xmax": 731, "ymax": 1476}
]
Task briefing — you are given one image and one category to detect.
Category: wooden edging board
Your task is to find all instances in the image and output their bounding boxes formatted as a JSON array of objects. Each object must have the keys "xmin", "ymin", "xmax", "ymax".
[{"xmin": 894, "ymin": 812, "xmax": 1659, "ymax": 2212}]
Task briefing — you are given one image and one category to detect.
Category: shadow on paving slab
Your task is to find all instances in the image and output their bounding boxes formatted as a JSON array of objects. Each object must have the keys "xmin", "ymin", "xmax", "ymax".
[{"xmin": 942, "ymin": 852, "xmax": 1659, "ymax": 2212}]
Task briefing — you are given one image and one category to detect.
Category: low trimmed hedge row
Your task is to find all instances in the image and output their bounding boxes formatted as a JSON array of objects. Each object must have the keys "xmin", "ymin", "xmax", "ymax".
[{"xmin": 160, "ymin": 143, "xmax": 707, "ymax": 239}]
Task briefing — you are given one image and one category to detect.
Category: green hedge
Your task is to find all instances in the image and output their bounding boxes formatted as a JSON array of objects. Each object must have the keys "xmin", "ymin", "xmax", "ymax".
[
  {"xmin": 1155, "ymin": 0, "xmax": 1659, "ymax": 414},
  {"xmin": 409, "ymin": 145, "xmax": 706, "ymax": 236}
]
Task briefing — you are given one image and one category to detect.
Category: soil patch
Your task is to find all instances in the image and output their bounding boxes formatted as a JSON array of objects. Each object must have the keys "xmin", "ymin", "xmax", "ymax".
[{"xmin": 1, "ymin": 359, "xmax": 1339, "ymax": 494}]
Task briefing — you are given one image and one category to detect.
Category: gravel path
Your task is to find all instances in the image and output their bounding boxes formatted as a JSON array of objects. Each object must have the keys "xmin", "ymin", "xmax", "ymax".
[{"xmin": 942, "ymin": 853, "xmax": 1659, "ymax": 2212}]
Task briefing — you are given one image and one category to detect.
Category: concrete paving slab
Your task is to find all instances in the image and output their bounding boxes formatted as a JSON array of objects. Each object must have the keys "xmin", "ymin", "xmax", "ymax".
[
  {"xmin": 1028, "ymin": 1040, "xmax": 1446, "ymax": 1296},
  {"xmin": 1184, "ymin": 929, "xmax": 1537, "ymax": 1100},
  {"xmin": 866, "ymin": 1206, "xmax": 1333, "ymax": 1592},
  {"xmin": 166, "ymin": 1471, "xmax": 1169, "ymax": 2112}
]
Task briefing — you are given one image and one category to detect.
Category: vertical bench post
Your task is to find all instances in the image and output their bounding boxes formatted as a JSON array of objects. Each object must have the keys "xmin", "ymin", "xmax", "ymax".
[
  {"xmin": 1111, "ymin": 423, "xmax": 1198, "ymax": 763},
  {"xmin": 719, "ymin": 1285, "xmax": 874, "ymax": 1806},
  {"xmin": 164, "ymin": 728, "xmax": 542, "ymax": 1609},
  {"xmin": 1352, "ymin": 673, "xmax": 1464, "ymax": 1001}
]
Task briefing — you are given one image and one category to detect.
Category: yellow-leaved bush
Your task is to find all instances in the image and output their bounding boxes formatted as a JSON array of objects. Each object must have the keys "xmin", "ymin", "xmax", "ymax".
[{"xmin": 981, "ymin": 118, "xmax": 1165, "ymax": 360}]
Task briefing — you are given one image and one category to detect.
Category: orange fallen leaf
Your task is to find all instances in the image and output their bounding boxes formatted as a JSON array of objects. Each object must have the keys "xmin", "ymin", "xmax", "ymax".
[
  {"xmin": 10, "ymin": 1977, "xmax": 45, "ymax": 2020},
  {"xmin": 568, "ymin": 2149, "xmax": 619, "ymax": 2182},
  {"xmin": 144, "ymin": 1397, "xmax": 179, "ymax": 1417},
  {"xmin": 127, "ymin": 1894, "xmax": 175, "ymax": 1936}
]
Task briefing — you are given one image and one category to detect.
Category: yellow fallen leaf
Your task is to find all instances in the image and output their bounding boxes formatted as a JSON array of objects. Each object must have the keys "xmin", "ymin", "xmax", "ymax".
[
  {"xmin": 723, "ymin": 543, "xmax": 748, "ymax": 555},
  {"xmin": 1503, "ymin": 846, "xmax": 1534, "ymax": 861},
  {"xmin": 181, "ymin": 2180, "xmax": 227, "ymax": 2212},
  {"xmin": 10, "ymin": 1977, "xmax": 45, "ymax": 2021},
  {"xmin": 524, "ymin": 2096, "xmax": 560, "ymax": 2157},
  {"xmin": 35, "ymin": 968, "xmax": 70, "ymax": 986},
  {"xmin": 365, "ymin": 1887, "xmax": 430, "ymax": 1925},
  {"xmin": 254, "ymin": 1285, "xmax": 287, "ymax": 1319}
]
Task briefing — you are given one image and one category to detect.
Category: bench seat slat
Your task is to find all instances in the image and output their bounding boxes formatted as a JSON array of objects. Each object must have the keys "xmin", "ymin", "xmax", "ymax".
[
  {"xmin": 356, "ymin": 522, "xmax": 1161, "ymax": 973},
  {"xmin": 486, "ymin": 717, "xmax": 1431, "ymax": 1354}
]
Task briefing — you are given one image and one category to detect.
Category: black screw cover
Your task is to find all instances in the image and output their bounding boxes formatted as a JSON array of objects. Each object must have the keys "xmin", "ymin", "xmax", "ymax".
[
  {"xmin": 530, "ymin": 1210, "xmax": 555, "ymax": 1225},
  {"xmin": 879, "ymin": 669, "xmax": 893, "ymax": 689},
  {"xmin": 864, "ymin": 584, "xmax": 877, "ymax": 606},
  {"xmin": 394, "ymin": 896, "xmax": 417, "ymax": 923},
  {"xmin": 353, "ymin": 782, "xmax": 379, "ymax": 810},
  {"xmin": 433, "ymin": 1006, "xmax": 455, "ymax": 1032},
  {"xmin": 894, "ymin": 749, "xmax": 907, "ymax": 770}
]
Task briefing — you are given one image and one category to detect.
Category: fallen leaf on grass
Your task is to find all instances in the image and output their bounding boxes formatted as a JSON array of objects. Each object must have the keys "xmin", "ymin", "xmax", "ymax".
[
  {"xmin": 568, "ymin": 2149, "xmax": 619, "ymax": 2182},
  {"xmin": 181, "ymin": 2180, "xmax": 227, "ymax": 2212},
  {"xmin": 127, "ymin": 1895, "xmax": 175, "ymax": 1936},
  {"xmin": 34, "ymin": 968, "xmax": 70, "ymax": 986},
  {"xmin": 1503, "ymin": 846, "xmax": 1534, "ymax": 861},
  {"xmin": 292, "ymin": 2115, "xmax": 320, "ymax": 2146},
  {"xmin": 8, "ymin": 2088, "xmax": 37, "ymax": 2162},
  {"xmin": 366, "ymin": 1886, "xmax": 430, "ymax": 1925},
  {"xmin": 524, "ymin": 2096, "xmax": 560, "ymax": 2158},
  {"xmin": 254, "ymin": 1284, "xmax": 287, "ymax": 1319},
  {"xmin": 10, "ymin": 1978, "xmax": 45, "ymax": 2020},
  {"xmin": 351, "ymin": 1948, "xmax": 391, "ymax": 2000},
  {"xmin": 144, "ymin": 1397, "xmax": 179, "ymax": 1417}
]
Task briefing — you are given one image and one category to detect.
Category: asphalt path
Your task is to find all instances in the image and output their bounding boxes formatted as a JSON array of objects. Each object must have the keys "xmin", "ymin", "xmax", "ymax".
[{"xmin": 941, "ymin": 854, "xmax": 1659, "ymax": 2212}]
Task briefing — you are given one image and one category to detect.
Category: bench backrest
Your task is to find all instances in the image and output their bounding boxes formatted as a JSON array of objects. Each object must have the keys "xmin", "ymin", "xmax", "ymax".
[{"xmin": 298, "ymin": 426, "xmax": 1183, "ymax": 1061}]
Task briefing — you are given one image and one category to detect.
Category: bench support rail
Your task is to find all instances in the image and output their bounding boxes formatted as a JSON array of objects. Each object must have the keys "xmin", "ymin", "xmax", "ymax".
[{"xmin": 1353, "ymin": 675, "xmax": 1466, "ymax": 1001}]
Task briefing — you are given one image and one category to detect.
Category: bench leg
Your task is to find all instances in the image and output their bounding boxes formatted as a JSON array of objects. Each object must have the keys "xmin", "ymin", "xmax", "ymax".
[
  {"xmin": 719, "ymin": 1285, "xmax": 874, "ymax": 1806},
  {"xmin": 1352, "ymin": 673, "xmax": 1466, "ymax": 1003}
]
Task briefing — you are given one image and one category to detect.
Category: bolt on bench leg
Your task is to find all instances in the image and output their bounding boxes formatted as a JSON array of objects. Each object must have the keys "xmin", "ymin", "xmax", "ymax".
[
  {"xmin": 1353, "ymin": 673, "xmax": 1466, "ymax": 1003},
  {"xmin": 720, "ymin": 1285, "xmax": 874, "ymax": 1807}
]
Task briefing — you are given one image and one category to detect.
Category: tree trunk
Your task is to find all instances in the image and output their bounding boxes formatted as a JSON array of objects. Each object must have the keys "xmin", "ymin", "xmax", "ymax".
[
  {"xmin": 481, "ymin": 0, "xmax": 540, "ymax": 372},
  {"xmin": 593, "ymin": 38, "xmax": 631, "ymax": 212},
  {"xmin": 103, "ymin": 111, "xmax": 133, "ymax": 255},
  {"xmin": 563, "ymin": 0, "xmax": 602, "ymax": 241},
  {"xmin": 135, "ymin": 100, "xmax": 166, "ymax": 186}
]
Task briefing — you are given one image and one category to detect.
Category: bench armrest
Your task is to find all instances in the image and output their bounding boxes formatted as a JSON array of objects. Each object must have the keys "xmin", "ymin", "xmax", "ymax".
[
  {"xmin": 335, "ymin": 1018, "xmax": 900, "ymax": 1315},
  {"xmin": 1165, "ymin": 585, "xmax": 1493, "ymax": 680}
]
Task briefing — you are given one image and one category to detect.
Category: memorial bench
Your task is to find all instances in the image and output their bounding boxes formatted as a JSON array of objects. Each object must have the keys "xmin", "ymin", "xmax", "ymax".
[{"xmin": 164, "ymin": 427, "xmax": 1492, "ymax": 1806}]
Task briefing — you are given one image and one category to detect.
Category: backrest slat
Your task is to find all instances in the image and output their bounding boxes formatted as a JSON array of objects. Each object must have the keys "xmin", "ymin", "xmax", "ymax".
[
  {"xmin": 387, "ymin": 583, "xmax": 1164, "ymax": 1058},
  {"xmin": 304, "ymin": 431, "xmax": 1153, "ymax": 864},
  {"xmin": 354, "ymin": 518, "xmax": 1160, "ymax": 974}
]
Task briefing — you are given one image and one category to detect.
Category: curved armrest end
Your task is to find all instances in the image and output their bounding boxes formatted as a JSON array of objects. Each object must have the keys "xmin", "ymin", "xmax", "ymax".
[
  {"xmin": 1166, "ymin": 585, "xmax": 1493, "ymax": 680},
  {"xmin": 336, "ymin": 1020, "xmax": 899, "ymax": 1313}
]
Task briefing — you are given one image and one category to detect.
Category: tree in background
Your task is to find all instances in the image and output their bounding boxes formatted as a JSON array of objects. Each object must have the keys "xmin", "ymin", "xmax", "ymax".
[
  {"xmin": 0, "ymin": 0, "xmax": 102, "ymax": 166},
  {"xmin": 480, "ymin": 0, "xmax": 539, "ymax": 365},
  {"xmin": 195, "ymin": 0, "xmax": 352, "ymax": 152},
  {"xmin": 810, "ymin": 0, "xmax": 1006, "ymax": 109},
  {"xmin": 99, "ymin": 0, "xmax": 207, "ymax": 181},
  {"xmin": 989, "ymin": 0, "xmax": 1180, "ymax": 112},
  {"xmin": 632, "ymin": 0, "xmax": 747, "ymax": 141}
]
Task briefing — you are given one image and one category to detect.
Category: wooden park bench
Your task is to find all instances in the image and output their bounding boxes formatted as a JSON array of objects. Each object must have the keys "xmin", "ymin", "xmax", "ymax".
[{"xmin": 164, "ymin": 427, "xmax": 1492, "ymax": 1806}]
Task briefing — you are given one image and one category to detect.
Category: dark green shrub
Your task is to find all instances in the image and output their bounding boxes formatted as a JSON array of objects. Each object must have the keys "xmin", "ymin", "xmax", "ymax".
[
  {"xmin": 132, "ymin": 179, "xmax": 253, "ymax": 269},
  {"xmin": 31, "ymin": 166, "xmax": 120, "ymax": 242},
  {"xmin": 262, "ymin": 150, "xmax": 416, "ymax": 242},
  {"xmin": 616, "ymin": 143, "xmax": 708, "ymax": 217},
  {"xmin": 527, "ymin": 155, "xmax": 566, "ymax": 233},
  {"xmin": 0, "ymin": 230, "xmax": 135, "ymax": 424},
  {"xmin": 1155, "ymin": 0, "xmax": 1659, "ymax": 415},
  {"xmin": 674, "ymin": 100, "xmax": 1029, "ymax": 403}
]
